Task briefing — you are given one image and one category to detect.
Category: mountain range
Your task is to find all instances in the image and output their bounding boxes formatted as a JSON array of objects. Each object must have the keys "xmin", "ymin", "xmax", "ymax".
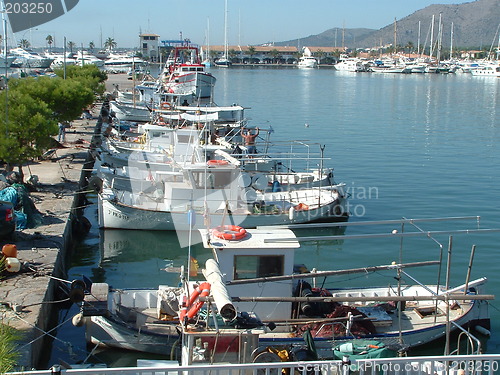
[{"xmin": 275, "ymin": 0, "xmax": 500, "ymax": 50}]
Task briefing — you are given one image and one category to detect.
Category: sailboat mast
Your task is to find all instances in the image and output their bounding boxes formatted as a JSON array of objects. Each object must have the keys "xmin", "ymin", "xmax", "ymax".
[
  {"xmin": 417, "ymin": 21, "xmax": 421, "ymax": 56},
  {"xmin": 223, "ymin": 0, "xmax": 228, "ymax": 57},
  {"xmin": 436, "ymin": 13, "xmax": 443, "ymax": 63},
  {"xmin": 450, "ymin": 22, "xmax": 454, "ymax": 59},
  {"xmin": 394, "ymin": 17, "xmax": 397, "ymax": 54},
  {"xmin": 429, "ymin": 14, "xmax": 435, "ymax": 59}
]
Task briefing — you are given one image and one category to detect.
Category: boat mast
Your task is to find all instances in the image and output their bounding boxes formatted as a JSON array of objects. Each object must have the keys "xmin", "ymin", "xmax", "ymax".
[
  {"xmin": 417, "ymin": 21, "xmax": 421, "ymax": 56},
  {"xmin": 393, "ymin": 17, "xmax": 397, "ymax": 55},
  {"xmin": 429, "ymin": 14, "xmax": 435, "ymax": 60},
  {"xmin": 450, "ymin": 22, "xmax": 454, "ymax": 59},
  {"xmin": 223, "ymin": 0, "xmax": 228, "ymax": 59},
  {"xmin": 436, "ymin": 13, "xmax": 443, "ymax": 63}
]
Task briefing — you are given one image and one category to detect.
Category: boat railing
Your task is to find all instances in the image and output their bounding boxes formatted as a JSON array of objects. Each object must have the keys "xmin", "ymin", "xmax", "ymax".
[
  {"xmin": 314, "ymin": 321, "xmax": 352, "ymax": 339},
  {"xmin": 7, "ymin": 354, "xmax": 500, "ymax": 375},
  {"xmin": 450, "ymin": 321, "xmax": 482, "ymax": 355}
]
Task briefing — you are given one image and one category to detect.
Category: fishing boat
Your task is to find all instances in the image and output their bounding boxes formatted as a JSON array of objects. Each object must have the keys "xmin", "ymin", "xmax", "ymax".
[
  {"xmin": 160, "ymin": 44, "xmax": 216, "ymax": 99},
  {"xmin": 97, "ymin": 162, "xmax": 347, "ymax": 231},
  {"xmin": 83, "ymin": 220, "xmax": 493, "ymax": 357},
  {"xmin": 94, "ymin": 118, "xmax": 340, "ymax": 195}
]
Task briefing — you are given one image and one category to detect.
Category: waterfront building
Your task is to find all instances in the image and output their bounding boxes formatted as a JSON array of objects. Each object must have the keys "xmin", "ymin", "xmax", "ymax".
[{"xmin": 139, "ymin": 33, "xmax": 160, "ymax": 62}]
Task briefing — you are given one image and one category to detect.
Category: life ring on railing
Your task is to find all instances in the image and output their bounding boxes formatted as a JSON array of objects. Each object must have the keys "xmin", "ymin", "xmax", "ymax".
[
  {"xmin": 179, "ymin": 282, "xmax": 211, "ymax": 321},
  {"xmin": 212, "ymin": 225, "xmax": 247, "ymax": 241},
  {"xmin": 160, "ymin": 102, "xmax": 171, "ymax": 110},
  {"xmin": 207, "ymin": 159, "xmax": 229, "ymax": 167}
]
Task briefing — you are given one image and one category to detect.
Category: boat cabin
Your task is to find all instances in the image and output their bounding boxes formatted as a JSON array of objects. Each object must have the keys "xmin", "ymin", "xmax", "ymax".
[{"xmin": 199, "ymin": 228, "xmax": 299, "ymax": 328}]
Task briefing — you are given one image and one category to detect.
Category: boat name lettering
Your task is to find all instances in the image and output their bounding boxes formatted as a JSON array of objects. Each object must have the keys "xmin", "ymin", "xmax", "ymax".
[
  {"xmin": 108, "ymin": 209, "xmax": 129, "ymax": 221},
  {"xmin": 5, "ymin": 2, "xmax": 53, "ymax": 14}
]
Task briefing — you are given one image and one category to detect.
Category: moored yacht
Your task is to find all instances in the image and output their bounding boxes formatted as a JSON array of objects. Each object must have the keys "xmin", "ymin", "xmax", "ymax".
[{"xmin": 9, "ymin": 47, "xmax": 54, "ymax": 68}]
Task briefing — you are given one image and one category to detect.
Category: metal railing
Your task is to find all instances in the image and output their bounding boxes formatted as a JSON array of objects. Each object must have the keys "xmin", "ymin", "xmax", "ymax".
[{"xmin": 8, "ymin": 354, "xmax": 500, "ymax": 375}]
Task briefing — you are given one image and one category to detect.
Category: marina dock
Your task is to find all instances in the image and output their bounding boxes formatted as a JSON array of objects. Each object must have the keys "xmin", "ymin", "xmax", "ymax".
[{"xmin": 0, "ymin": 96, "xmax": 108, "ymax": 369}]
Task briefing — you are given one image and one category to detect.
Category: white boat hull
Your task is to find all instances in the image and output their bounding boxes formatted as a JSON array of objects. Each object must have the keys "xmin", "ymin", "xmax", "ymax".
[
  {"xmin": 165, "ymin": 72, "xmax": 216, "ymax": 98},
  {"xmin": 98, "ymin": 194, "xmax": 348, "ymax": 231},
  {"xmin": 109, "ymin": 101, "xmax": 151, "ymax": 122},
  {"xmin": 84, "ymin": 281, "xmax": 489, "ymax": 357}
]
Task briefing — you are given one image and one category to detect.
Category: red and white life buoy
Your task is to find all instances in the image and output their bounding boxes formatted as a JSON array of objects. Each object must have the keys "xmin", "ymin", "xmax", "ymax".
[
  {"xmin": 207, "ymin": 159, "xmax": 229, "ymax": 167},
  {"xmin": 160, "ymin": 102, "xmax": 171, "ymax": 110},
  {"xmin": 179, "ymin": 282, "xmax": 211, "ymax": 321},
  {"xmin": 212, "ymin": 225, "xmax": 247, "ymax": 241}
]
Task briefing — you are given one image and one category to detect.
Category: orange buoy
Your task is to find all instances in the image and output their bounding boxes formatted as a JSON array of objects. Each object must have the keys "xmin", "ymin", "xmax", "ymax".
[{"xmin": 2, "ymin": 244, "xmax": 17, "ymax": 258}]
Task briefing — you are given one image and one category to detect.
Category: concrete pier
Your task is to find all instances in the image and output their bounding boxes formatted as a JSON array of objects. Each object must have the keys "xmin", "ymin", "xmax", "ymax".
[{"xmin": 0, "ymin": 95, "xmax": 107, "ymax": 369}]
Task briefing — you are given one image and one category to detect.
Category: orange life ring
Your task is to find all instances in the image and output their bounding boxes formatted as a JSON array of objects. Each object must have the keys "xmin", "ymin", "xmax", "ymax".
[
  {"xmin": 179, "ymin": 282, "xmax": 211, "ymax": 321},
  {"xmin": 207, "ymin": 159, "xmax": 229, "ymax": 167},
  {"xmin": 212, "ymin": 225, "xmax": 247, "ymax": 241},
  {"xmin": 160, "ymin": 102, "xmax": 171, "ymax": 110}
]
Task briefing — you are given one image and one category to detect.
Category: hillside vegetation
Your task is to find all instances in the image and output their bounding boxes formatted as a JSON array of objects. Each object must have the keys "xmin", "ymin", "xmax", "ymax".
[{"xmin": 275, "ymin": 0, "xmax": 499, "ymax": 49}]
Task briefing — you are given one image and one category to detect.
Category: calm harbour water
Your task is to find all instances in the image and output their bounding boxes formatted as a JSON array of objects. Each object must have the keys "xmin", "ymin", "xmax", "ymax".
[{"xmin": 46, "ymin": 67, "xmax": 500, "ymax": 368}]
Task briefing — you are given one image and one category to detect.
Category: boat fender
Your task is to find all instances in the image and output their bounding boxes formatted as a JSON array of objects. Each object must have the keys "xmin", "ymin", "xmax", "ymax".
[
  {"xmin": 87, "ymin": 176, "xmax": 103, "ymax": 193},
  {"xmin": 272, "ymin": 180, "xmax": 281, "ymax": 192},
  {"xmin": 4, "ymin": 257, "xmax": 21, "ymax": 273},
  {"xmin": 475, "ymin": 325, "xmax": 491, "ymax": 336},
  {"xmin": 212, "ymin": 225, "xmax": 247, "ymax": 241},
  {"xmin": 72, "ymin": 312, "xmax": 84, "ymax": 327},
  {"xmin": 69, "ymin": 279, "xmax": 86, "ymax": 303},
  {"xmin": 288, "ymin": 206, "xmax": 295, "ymax": 220}
]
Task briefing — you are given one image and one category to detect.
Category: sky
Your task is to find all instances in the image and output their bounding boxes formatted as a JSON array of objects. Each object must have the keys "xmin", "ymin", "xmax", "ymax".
[{"xmin": 8, "ymin": 0, "xmax": 467, "ymax": 49}]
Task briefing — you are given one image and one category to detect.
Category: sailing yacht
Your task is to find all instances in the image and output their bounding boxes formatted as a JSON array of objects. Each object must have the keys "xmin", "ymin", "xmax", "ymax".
[{"xmin": 215, "ymin": 0, "xmax": 232, "ymax": 67}]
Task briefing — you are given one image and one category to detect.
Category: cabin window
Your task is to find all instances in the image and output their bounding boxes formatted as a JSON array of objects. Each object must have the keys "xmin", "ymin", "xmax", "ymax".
[
  {"xmin": 177, "ymin": 135, "xmax": 194, "ymax": 143},
  {"xmin": 233, "ymin": 255, "xmax": 284, "ymax": 280},
  {"xmin": 191, "ymin": 171, "xmax": 233, "ymax": 189}
]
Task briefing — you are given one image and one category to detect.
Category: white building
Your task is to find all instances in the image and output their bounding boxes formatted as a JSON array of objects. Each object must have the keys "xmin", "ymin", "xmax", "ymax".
[{"xmin": 139, "ymin": 33, "xmax": 160, "ymax": 61}]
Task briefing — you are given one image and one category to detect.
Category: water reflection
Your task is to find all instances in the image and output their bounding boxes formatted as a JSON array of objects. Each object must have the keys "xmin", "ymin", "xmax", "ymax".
[{"xmin": 97, "ymin": 229, "xmax": 211, "ymax": 289}]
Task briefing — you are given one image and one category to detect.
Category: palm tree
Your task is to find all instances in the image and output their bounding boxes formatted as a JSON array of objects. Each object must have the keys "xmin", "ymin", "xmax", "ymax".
[
  {"xmin": 269, "ymin": 48, "xmax": 281, "ymax": 64},
  {"xmin": 18, "ymin": 39, "xmax": 30, "ymax": 48},
  {"xmin": 405, "ymin": 41, "xmax": 414, "ymax": 57},
  {"xmin": 89, "ymin": 41, "xmax": 95, "ymax": 53},
  {"xmin": 46, "ymin": 35, "xmax": 53, "ymax": 51},
  {"xmin": 248, "ymin": 46, "xmax": 256, "ymax": 63},
  {"xmin": 67, "ymin": 40, "xmax": 76, "ymax": 53},
  {"xmin": 228, "ymin": 49, "xmax": 237, "ymax": 62},
  {"xmin": 314, "ymin": 49, "xmax": 325, "ymax": 64},
  {"xmin": 104, "ymin": 37, "xmax": 117, "ymax": 51}
]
